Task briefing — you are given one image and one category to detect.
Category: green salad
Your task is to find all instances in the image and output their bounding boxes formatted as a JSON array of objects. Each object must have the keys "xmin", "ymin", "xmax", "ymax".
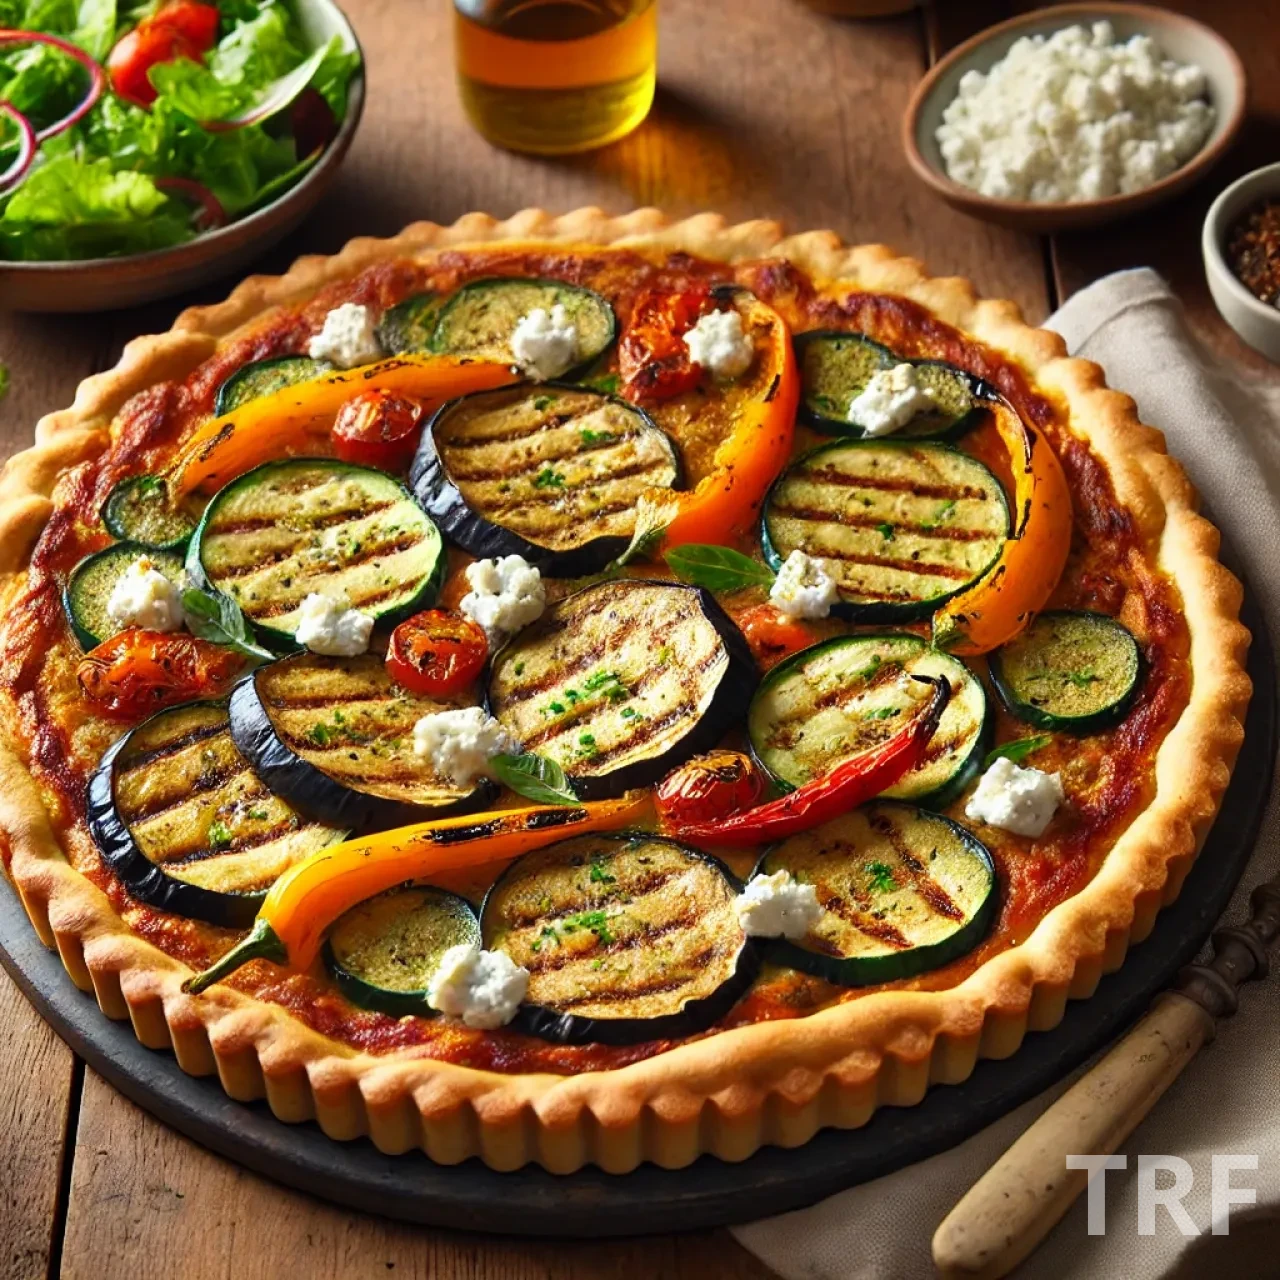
[{"xmin": 0, "ymin": 0, "xmax": 360, "ymax": 261}]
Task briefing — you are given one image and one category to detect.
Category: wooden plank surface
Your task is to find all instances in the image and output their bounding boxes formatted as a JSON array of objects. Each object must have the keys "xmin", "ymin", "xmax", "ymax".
[{"xmin": 0, "ymin": 0, "xmax": 1273, "ymax": 1276}]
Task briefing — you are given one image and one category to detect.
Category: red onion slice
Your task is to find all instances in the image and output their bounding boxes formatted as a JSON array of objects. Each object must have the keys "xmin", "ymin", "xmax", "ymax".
[
  {"xmin": 0, "ymin": 102, "xmax": 36, "ymax": 194},
  {"xmin": 155, "ymin": 176, "xmax": 227, "ymax": 231},
  {"xmin": 0, "ymin": 29, "xmax": 106, "ymax": 142}
]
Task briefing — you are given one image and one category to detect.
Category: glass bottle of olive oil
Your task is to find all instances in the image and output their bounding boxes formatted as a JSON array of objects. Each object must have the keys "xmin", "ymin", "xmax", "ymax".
[{"xmin": 454, "ymin": 0, "xmax": 657, "ymax": 155}]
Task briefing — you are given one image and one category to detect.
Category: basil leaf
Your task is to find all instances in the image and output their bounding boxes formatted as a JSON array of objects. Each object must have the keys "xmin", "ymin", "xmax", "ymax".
[
  {"xmin": 984, "ymin": 735, "xmax": 1053, "ymax": 768},
  {"xmin": 664, "ymin": 544, "xmax": 776, "ymax": 593},
  {"xmin": 182, "ymin": 588, "xmax": 276, "ymax": 663},
  {"xmin": 489, "ymin": 752, "xmax": 583, "ymax": 807}
]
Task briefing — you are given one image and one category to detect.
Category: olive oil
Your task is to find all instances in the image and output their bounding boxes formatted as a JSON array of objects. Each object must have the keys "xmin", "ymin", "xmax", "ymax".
[{"xmin": 454, "ymin": 0, "xmax": 657, "ymax": 155}]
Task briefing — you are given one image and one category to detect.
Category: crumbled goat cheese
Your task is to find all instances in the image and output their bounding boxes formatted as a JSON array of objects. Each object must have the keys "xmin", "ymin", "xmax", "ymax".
[
  {"xmin": 459, "ymin": 555, "xmax": 546, "ymax": 645},
  {"xmin": 427, "ymin": 944, "xmax": 529, "ymax": 1029},
  {"xmin": 683, "ymin": 309, "xmax": 754, "ymax": 380},
  {"xmin": 735, "ymin": 870, "xmax": 823, "ymax": 940},
  {"xmin": 412, "ymin": 706, "xmax": 515, "ymax": 787},
  {"xmin": 510, "ymin": 305, "xmax": 580, "ymax": 381},
  {"xmin": 848, "ymin": 363, "xmax": 936, "ymax": 436},
  {"xmin": 106, "ymin": 556, "xmax": 184, "ymax": 632},
  {"xmin": 294, "ymin": 592, "xmax": 374, "ymax": 657},
  {"xmin": 307, "ymin": 303, "xmax": 385, "ymax": 368},
  {"xmin": 965, "ymin": 756, "xmax": 1065, "ymax": 838},
  {"xmin": 936, "ymin": 22, "xmax": 1214, "ymax": 203},
  {"xmin": 770, "ymin": 550, "xmax": 839, "ymax": 619}
]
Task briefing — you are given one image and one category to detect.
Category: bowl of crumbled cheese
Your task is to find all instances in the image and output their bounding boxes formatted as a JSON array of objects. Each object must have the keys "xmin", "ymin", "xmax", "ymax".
[{"xmin": 903, "ymin": 4, "xmax": 1246, "ymax": 231}]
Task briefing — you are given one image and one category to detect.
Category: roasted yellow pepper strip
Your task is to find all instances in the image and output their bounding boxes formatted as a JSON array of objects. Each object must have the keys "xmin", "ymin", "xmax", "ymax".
[
  {"xmin": 931, "ymin": 403, "xmax": 1073, "ymax": 656},
  {"xmin": 171, "ymin": 355, "xmax": 514, "ymax": 497},
  {"xmin": 182, "ymin": 792, "xmax": 651, "ymax": 994}
]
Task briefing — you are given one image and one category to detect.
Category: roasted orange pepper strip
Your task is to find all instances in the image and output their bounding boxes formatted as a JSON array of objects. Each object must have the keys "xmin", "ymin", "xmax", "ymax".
[
  {"xmin": 171, "ymin": 355, "xmax": 514, "ymax": 497},
  {"xmin": 648, "ymin": 292, "xmax": 798, "ymax": 553},
  {"xmin": 931, "ymin": 403, "xmax": 1073, "ymax": 656},
  {"xmin": 182, "ymin": 792, "xmax": 651, "ymax": 993}
]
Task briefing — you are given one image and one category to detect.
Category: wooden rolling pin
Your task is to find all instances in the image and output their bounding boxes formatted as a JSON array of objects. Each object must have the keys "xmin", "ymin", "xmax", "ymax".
[{"xmin": 932, "ymin": 879, "xmax": 1280, "ymax": 1279}]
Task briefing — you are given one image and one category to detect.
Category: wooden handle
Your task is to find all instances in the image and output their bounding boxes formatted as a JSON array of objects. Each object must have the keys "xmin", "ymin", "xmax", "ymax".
[{"xmin": 931, "ymin": 992, "xmax": 1214, "ymax": 1279}]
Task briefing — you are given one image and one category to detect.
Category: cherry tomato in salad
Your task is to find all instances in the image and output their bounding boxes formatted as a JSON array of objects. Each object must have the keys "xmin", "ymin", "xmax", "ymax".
[
  {"xmin": 332, "ymin": 389, "xmax": 427, "ymax": 472},
  {"xmin": 655, "ymin": 751, "xmax": 763, "ymax": 829},
  {"xmin": 737, "ymin": 603, "xmax": 822, "ymax": 669},
  {"xmin": 77, "ymin": 630, "xmax": 245, "ymax": 720},
  {"xmin": 107, "ymin": 2, "xmax": 221, "ymax": 107},
  {"xmin": 619, "ymin": 285, "xmax": 710, "ymax": 402},
  {"xmin": 386, "ymin": 610, "xmax": 488, "ymax": 697}
]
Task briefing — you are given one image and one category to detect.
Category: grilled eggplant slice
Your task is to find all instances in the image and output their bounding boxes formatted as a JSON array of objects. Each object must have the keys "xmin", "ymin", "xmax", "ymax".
[
  {"xmin": 488, "ymin": 579, "xmax": 755, "ymax": 799},
  {"xmin": 480, "ymin": 832, "xmax": 758, "ymax": 1045},
  {"xmin": 748, "ymin": 633, "xmax": 990, "ymax": 807},
  {"xmin": 188, "ymin": 459, "xmax": 446, "ymax": 649},
  {"xmin": 101, "ymin": 476, "xmax": 198, "ymax": 551},
  {"xmin": 411, "ymin": 382, "xmax": 681, "ymax": 576},
  {"xmin": 989, "ymin": 610, "xmax": 1143, "ymax": 732},
  {"xmin": 756, "ymin": 803, "xmax": 997, "ymax": 986},
  {"xmin": 213, "ymin": 356, "xmax": 331, "ymax": 415},
  {"xmin": 431, "ymin": 278, "xmax": 616, "ymax": 374},
  {"xmin": 64, "ymin": 543, "xmax": 186, "ymax": 650},
  {"xmin": 323, "ymin": 884, "xmax": 481, "ymax": 1016},
  {"xmin": 377, "ymin": 292, "xmax": 442, "ymax": 355},
  {"xmin": 230, "ymin": 651, "xmax": 496, "ymax": 831},
  {"xmin": 87, "ymin": 700, "xmax": 346, "ymax": 926},
  {"xmin": 762, "ymin": 439, "xmax": 1008, "ymax": 622}
]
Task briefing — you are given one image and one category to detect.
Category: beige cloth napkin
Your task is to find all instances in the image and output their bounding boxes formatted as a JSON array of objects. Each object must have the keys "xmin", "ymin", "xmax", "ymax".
[{"xmin": 733, "ymin": 270, "xmax": 1280, "ymax": 1280}]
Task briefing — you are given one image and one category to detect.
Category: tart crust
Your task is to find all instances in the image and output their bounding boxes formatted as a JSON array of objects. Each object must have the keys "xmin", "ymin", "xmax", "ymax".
[{"xmin": 0, "ymin": 209, "xmax": 1251, "ymax": 1172}]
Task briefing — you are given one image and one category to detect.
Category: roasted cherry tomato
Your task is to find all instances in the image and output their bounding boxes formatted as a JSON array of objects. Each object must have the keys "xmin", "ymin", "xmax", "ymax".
[
  {"xmin": 619, "ymin": 285, "xmax": 710, "ymax": 402},
  {"xmin": 107, "ymin": 2, "xmax": 220, "ymax": 107},
  {"xmin": 386, "ymin": 610, "xmax": 488, "ymax": 697},
  {"xmin": 77, "ymin": 630, "xmax": 245, "ymax": 720},
  {"xmin": 737, "ymin": 603, "xmax": 823, "ymax": 669},
  {"xmin": 655, "ymin": 751, "xmax": 763, "ymax": 829},
  {"xmin": 332, "ymin": 389, "xmax": 427, "ymax": 472}
]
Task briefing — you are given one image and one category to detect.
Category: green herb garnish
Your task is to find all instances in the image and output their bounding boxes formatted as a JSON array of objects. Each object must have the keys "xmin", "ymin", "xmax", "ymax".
[
  {"xmin": 875, "ymin": 522, "xmax": 895, "ymax": 541},
  {"xmin": 664, "ymin": 544, "xmax": 776, "ymax": 593},
  {"xmin": 207, "ymin": 821, "xmax": 233, "ymax": 848},
  {"xmin": 489, "ymin": 751, "xmax": 582, "ymax": 806},
  {"xmin": 865, "ymin": 861, "xmax": 896, "ymax": 894},
  {"xmin": 984, "ymin": 735, "xmax": 1053, "ymax": 768},
  {"xmin": 533, "ymin": 467, "xmax": 566, "ymax": 489},
  {"xmin": 580, "ymin": 428, "xmax": 617, "ymax": 446},
  {"xmin": 181, "ymin": 589, "xmax": 275, "ymax": 663}
]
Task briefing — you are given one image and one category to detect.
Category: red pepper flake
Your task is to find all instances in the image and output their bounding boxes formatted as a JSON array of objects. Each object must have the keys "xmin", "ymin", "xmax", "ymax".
[{"xmin": 1226, "ymin": 199, "xmax": 1280, "ymax": 306}]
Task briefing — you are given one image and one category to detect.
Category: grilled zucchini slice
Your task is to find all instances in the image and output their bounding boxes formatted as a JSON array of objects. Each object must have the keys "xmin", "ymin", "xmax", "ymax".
[
  {"xmin": 188, "ymin": 459, "xmax": 446, "ymax": 649},
  {"xmin": 229, "ymin": 651, "xmax": 495, "ymax": 831},
  {"xmin": 63, "ymin": 543, "xmax": 186, "ymax": 650},
  {"xmin": 323, "ymin": 884, "xmax": 480, "ymax": 1017},
  {"xmin": 748, "ymin": 633, "xmax": 990, "ymax": 807},
  {"xmin": 86, "ymin": 700, "xmax": 346, "ymax": 927},
  {"xmin": 488, "ymin": 579, "xmax": 756, "ymax": 800},
  {"xmin": 480, "ymin": 833, "xmax": 758, "ymax": 1045},
  {"xmin": 377, "ymin": 292, "xmax": 443, "ymax": 355},
  {"xmin": 796, "ymin": 332, "xmax": 987, "ymax": 439},
  {"xmin": 989, "ymin": 610, "xmax": 1142, "ymax": 732},
  {"xmin": 757, "ymin": 803, "xmax": 997, "ymax": 986},
  {"xmin": 412, "ymin": 382, "xmax": 680, "ymax": 576},
  {"xmin": 431, "ymin": 278, "xmax": 616, "ymax": 374},
  {"xmin": 762, "ymin": 439, "xmax": 1008, "ymax": 622},
  {"xmin": 101, "ymin": 476, "xmax": 198, "ymax": 551},
  {"xmin": 213, "ymin": 356, "xmax": 331, "ymax": 415}
]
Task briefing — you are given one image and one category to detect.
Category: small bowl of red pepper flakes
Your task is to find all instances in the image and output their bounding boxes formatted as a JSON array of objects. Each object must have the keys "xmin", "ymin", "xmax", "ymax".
[{"xmin": 1204, "ymin": 161, "xmax": 1280, "ymax": 363}]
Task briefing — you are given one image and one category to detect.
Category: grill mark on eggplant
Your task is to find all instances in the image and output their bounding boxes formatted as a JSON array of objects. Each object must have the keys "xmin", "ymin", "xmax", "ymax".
[
  {"xmin": 159, "ymin": 823, "xmax": 314, "ymax": 867},
  {"xmin": 261, "ymin": 689, "xmax": 404, "ymax": 712},
  {"xmin": 861, "ymin": 814, "xmax": 965, "ymax": 923},
  {"xmin": 495, "ymin": 618, "xmax": 647, "ymax": 703},
  {"xmin": 542, "ymin": 944, "xmax": 732, "ymax": 1010},
  {"xmin": 523, "ymin": 909, "xmax": 704, "ymax": 974},
  {"xmin": 118, "ymin": 762, "xmax": 250, "ymax": 824},
  {"xmin": 493, "ymin": 868, "xmax": 686, "ymax": 929},
  {"xmin": 469, "ymin": 456, "xmax": 673, "ymax": 509},
  {"xmin": 769, "ymin": 503, "xmax": 1001, "ymax": 544},
  {"xmin": 119, "ymin": 718, "xmax": 228, "ymax": 772},
  {"xmin": 794, "ymin": 467, "xmax": 990, "ymax": 502},
  {"xmin": 211, "ymin": 530, "xmax": 428, "ymax": 583},
  {"xmin": 446, "ymin": 439, "xmax": 648, "ymax": 484},
  {"xmin": 250, "ymin": 576, "xmax": 423, "ymax": 621},
  {"xmin": 444, "ymin": 425, "xmax": 639, "ymax": 453},
  {"xmin": 759, "ymin": 663, "xmax": 926, "ymax": 751},
  {"xmin": 207, "ymin": 500, "xmax": 397, "ymax": 537}
]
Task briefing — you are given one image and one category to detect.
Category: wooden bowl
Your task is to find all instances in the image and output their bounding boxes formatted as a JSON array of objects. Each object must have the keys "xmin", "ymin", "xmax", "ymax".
[
  {"xmin": 0, "ymin": 0, "xmax": 364, "ymax": 313},
  {"xmin": 902, "ymin": 3, "xmax": 1246, "ymax": 233}
]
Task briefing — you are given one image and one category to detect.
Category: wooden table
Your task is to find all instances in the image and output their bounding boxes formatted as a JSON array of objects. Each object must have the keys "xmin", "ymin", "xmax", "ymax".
[{"xmin": 2, "ymin": 2, "xmax": 1277, "ymax": 1276}]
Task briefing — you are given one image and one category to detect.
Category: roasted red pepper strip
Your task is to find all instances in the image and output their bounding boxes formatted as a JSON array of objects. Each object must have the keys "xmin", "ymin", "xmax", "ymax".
[{"xmin": 668, "ymin": 675, "xmax": 950, "ymax": 846}]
